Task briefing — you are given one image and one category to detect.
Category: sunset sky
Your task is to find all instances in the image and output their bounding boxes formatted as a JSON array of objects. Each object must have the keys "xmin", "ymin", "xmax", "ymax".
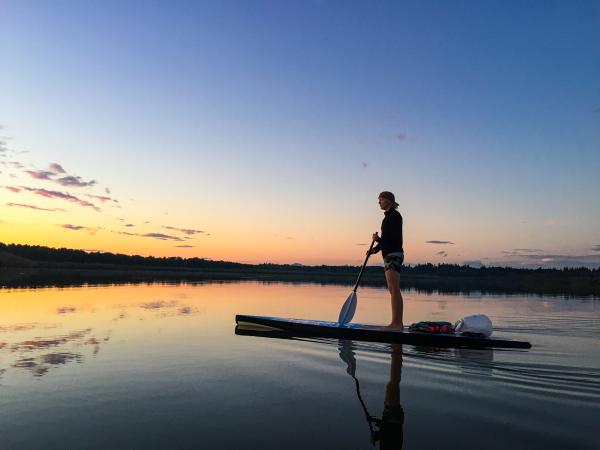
[{"xmin": 1, "ymin": 1, "xmax": 599, "ymax": 267}]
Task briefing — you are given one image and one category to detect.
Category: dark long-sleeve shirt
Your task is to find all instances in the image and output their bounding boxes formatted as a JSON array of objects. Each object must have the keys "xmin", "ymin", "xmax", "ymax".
[{"xmin": 372, "ymin": 209, "xmax": 403, "ymax": 257}]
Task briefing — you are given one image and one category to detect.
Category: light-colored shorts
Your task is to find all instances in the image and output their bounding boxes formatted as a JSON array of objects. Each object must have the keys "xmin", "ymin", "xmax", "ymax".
[{"xmin": 384, "ymin": 252, "xmax": 404, "ymax": 273}]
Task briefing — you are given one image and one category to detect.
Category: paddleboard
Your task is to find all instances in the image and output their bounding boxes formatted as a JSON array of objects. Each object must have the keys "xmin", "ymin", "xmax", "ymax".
[{"xmin": 235, "ymin": 315, "xmax": 531, "ymax": 349}]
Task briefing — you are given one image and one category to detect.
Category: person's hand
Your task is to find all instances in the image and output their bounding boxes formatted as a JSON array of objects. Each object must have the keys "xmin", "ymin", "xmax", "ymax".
[{"xmin": 372, "ymin": 232, "xmax": 380, "ymax": 242}]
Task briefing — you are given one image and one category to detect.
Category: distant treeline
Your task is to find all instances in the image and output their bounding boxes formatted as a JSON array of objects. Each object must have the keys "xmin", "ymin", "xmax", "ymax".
[{"xmin": 1, "ymin": 242, "xmax": 599, "ymax": 296}]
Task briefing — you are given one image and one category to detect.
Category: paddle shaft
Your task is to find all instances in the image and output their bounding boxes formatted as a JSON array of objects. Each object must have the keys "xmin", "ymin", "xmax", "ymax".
[{"xmin": 352, "ymin": 236, "xmax": 377, "ymax": 292}]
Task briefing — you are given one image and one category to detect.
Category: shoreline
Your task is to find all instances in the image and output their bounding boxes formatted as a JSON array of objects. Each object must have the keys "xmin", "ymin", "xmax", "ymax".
[{"xmin": 1, "ymin": 265, "xmax": 598, "ymax": 297}]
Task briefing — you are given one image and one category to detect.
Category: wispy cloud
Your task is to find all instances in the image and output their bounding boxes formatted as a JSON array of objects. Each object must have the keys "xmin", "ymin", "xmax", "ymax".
[
  {"xmin": 494, "ymin": 253, "xmax": 600, "ymax": 269},
  {"xmin": 426, "ymin": 240, "xmax": 454, "ymax": 245},
  {"xmin": 48, "ymin": 163, "xmax": 66, "ymax": 173},
  {"xmin": 502, "ymin": 248, "xmax": 544, "ymax": 256},
  {"xmin": 594, "ymin": 107, "xmax": 600, "ymax": 113},
  {"xmin": 162, "ymin": 225, "xmax": 204, "ymax": 236},
  {"xmin": 22, "ymin": 161, "xmax": 97, "ymax": 188},
  {"xmin": 436, "ymin": 251, "xmax": 448, "ymax": 257},
  {"xmin": 175, "ymin": 245, "xmax": 195, "ymax": 248},
  {"xmin": 112, "ymin": 230, "xmax": 184, "ymax": 241},
  {"xmin": 54, "ymin": 175, "xmax": 97, "ymax": 188},
  {"xmin": 58, "ymin": 224, "xmax": 98, "ymax": 234},
  {"xmin": 21, "ymin": 187, "xmax": 101, "ymax": 211},
  {"xmin": 60, "ymin": 224, "xmax": 85, "ymax": 231},
  {"xmin": 84, "ymin": 193, "xmax": 118, "ymax": 204},
  {"xmin": 7, "ymin": 203, "xmax": 65, "ymax": 212},
  {"xmin": 3, "ymin": 186, "xmax": 21, "ymax": 193},
  {"xmin": 2, "ymin": 161, "xmax": 25, "ymax": 169},
  {"xmin": 0, "ymin": 138, "xmax": 8, "ymax": 154},
  {"xmin": 25, "ymin": 170, "xmax": 55, "ymax": 180},
  {"xmin": 144, "ymin": 232, "xmax": 184, "ymax": 241},
  {"xmin": 591, "ymin": 245, "xmax": 600, "ymax": 252},
  {"xmin": 395, "ymin": 132, "xmax": 407, "ymax": 141}
]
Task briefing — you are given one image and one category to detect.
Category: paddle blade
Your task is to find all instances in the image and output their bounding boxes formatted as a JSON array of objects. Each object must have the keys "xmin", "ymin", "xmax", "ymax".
[{"xmin": 338, "ymin": 291, "xmax": 357, "ymax": 325}]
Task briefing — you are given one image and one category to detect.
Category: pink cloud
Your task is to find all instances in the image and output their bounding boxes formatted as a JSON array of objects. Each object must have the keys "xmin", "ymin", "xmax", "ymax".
[
  {"xmin": 85, "ymin": 193, "xmax": 118, "ymax": 204},
  {"xmin": 48, "ymin": 163, "xmax": 66, "ymax": 173},
  {"xmin": 25, "ymin": 170, "xmax": 56, "ymax": 180},
  {"xmin": 7, "ymin": 203, "xmax": 65, "ymax": 212},
  {"xmin": 4, "ymin": 186, "xmax": 21, "ymax": 193},
  {"xmin": 21, "ymin": 187, "xmax": 101, "ymax": 211},
  {"xmin": 23, "ymin": 162, "xmax": 97, "ymax": 188},
  {"xmin": 55, "ymin": 175, "xmax": 97, "ymax": 188}
]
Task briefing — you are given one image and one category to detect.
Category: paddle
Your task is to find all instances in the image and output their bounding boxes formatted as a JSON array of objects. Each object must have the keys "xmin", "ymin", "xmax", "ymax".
[{"xmin": 338, "ymin": 234, "xmax": 377, "ymax": 325}]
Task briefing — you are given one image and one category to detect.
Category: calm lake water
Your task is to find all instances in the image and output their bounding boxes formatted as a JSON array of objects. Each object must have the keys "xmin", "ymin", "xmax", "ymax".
[{"xmin": 0, "ymin": 281, "xmax": 598, "ymax": 450}]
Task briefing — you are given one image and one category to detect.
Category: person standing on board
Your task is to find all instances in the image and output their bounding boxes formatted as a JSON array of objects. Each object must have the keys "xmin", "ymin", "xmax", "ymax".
[{"xmin": 368, "ymin": 191, "xmax": 404, "ymax": 330}]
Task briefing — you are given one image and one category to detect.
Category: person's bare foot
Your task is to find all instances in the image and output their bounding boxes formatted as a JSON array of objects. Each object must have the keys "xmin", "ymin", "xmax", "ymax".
[{"xmin": 382, "ymin": 323, "xmax": 404, "ymax": 331}]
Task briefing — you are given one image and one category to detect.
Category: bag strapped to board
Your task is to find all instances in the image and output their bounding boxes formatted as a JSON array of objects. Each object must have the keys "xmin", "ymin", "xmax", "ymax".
[{"xmin": 408, "ymin": 321, "xmax": 455, "ymax": 334}]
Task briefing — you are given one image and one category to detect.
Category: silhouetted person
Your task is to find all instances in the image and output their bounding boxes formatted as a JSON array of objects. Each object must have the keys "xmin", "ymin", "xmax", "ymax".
[{"xmin": 368, "ymin": 191, "xmax": 404, "ymax": 330}]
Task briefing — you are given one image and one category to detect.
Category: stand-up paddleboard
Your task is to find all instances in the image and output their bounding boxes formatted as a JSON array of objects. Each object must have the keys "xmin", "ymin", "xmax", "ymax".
[{"xmin": 235, "ymin": 315, "xmax": 531, "ymax": 349}]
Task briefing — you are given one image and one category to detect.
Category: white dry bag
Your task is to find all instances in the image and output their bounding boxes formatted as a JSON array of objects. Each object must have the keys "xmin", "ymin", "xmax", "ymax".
[{"xmin": 454, "ymin": 314, "xmax": 493, "ymax": 338}]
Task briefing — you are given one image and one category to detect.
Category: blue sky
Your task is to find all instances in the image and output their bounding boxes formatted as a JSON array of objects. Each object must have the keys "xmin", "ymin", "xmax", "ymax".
[{"xmin": 1, "ymin": 0, "xmax": 599, "ymax": 267}]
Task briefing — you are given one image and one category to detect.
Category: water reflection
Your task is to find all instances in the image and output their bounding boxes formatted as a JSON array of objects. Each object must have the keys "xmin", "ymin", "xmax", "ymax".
[
  {"xmin": 12, "ymin": 352, "xmax": 82, "ymax": 377},
  {"xmin": 339, "ymin": 340, "xmax": 404, "ymax": 449},
  {"xmin": 139, "ymin": 300, "xmax": 201, "ymax": 317},
  {"xmin": 0, "ymin": 286, "xmax": 206, "ymax": 379},
  {"xmin": 0, "ymin": 323, "xmax": 58, "ymax": 332},
  {"xmin": 5, "ymin": 328, "xmax": 110, "ymax": 377},
  {"xmin": 12, "ymin": 329, "xmax": 92, "ymax": 350},
  {"xmin": 236, "ymin": 327, "xmax": 514, "ymax": 448},
  {"xmin": 235, "ymin": 326, "xmax": 407, "ymax": 448},
  {"xmin": 0, "ymin": 282, "xmax": 598, "ymax": 449}
]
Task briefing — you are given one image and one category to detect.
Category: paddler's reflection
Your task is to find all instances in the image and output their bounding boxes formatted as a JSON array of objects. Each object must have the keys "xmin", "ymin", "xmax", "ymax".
[
  {"xmin": 376, "ymin": 344, "xmax": 404, "ymax": 449},
  {"xmin": 338, "ymin": 341, "xmax": 404, "ymax": 449}
]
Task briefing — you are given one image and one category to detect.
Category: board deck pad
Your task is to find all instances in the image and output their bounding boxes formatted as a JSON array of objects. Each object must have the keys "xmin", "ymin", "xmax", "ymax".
[{"xmin": 235, "ymin": 314, "xmax": 531, "ymax": 349}]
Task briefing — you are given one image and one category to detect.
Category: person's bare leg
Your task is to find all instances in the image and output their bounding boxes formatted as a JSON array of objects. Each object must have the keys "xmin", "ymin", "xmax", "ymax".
[{"xmin": 383, "ymin": 269, "xmax": 403, "ymax": 330}]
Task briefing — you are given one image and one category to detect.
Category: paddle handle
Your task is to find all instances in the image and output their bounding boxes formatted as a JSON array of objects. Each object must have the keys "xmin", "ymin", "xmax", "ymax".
[{"xmin": 352, "ymin": 235, "xmax": 377, "ymax": 292}]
